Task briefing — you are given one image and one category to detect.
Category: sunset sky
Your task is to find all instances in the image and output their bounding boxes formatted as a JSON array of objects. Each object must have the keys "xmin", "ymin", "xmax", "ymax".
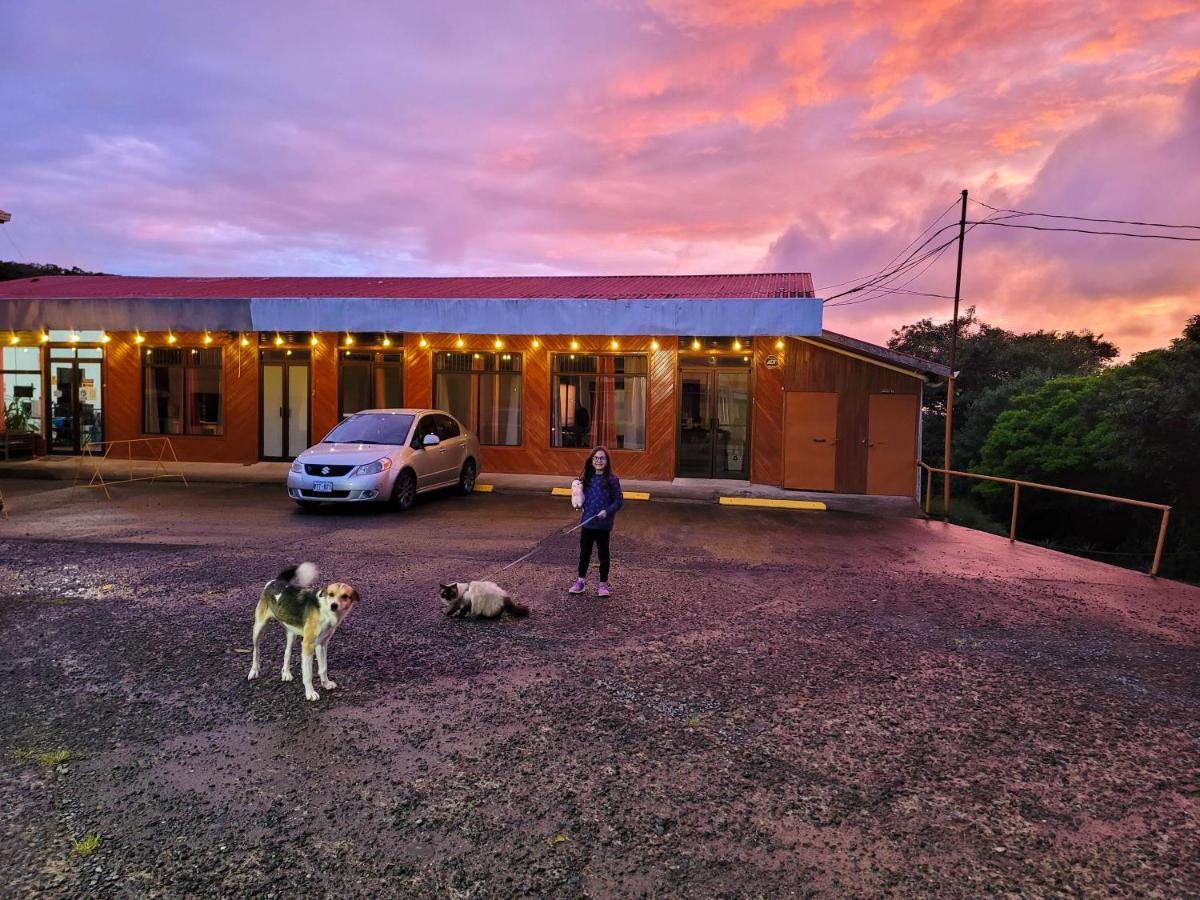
[{"xmin": 2, "ymin": 0, "xmax": 1198, "ymax": 354}]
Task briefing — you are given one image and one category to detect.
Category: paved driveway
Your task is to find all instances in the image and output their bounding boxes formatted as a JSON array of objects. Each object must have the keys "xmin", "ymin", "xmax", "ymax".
[{"xmin": 1, "ymin": 481, "xmax": 1197, "ymax": 897}]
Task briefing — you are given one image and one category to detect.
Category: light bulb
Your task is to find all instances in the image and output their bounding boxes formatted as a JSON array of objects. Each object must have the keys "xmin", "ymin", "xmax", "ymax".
[
  {"xmin": 456, "ymin": 337, "xmax": 465, "ymax": 348},
  {"xmin": 418, "ymin": 336, "xmax": 428, "ymax": 348},
  {"xmin": 8, "ymin": 334, "xmax": 19, "ymax": 345},
  {"xmin": 610, "ymin": 339, "xmax": 619, "ymax": 350},
  {"xmin": 240, "ymin": 335, "xmax": 250, "ymax": 347},
  {"xmin": 775, "ymin": 338, "xmax": 784, "ymax": 350},
  {"xmin": 570, "ymin": 339, "xmax": 579, "ymax": 350},
  {"xmin": 344, "ymin": 334, "xmax": 354, "ymax": 346},
  {"xmin": 382, "ymin": 335, "xmax": 391, "ymax": 347},
  {"xmin": 310, "ymin": 335, "xmax": 319, "ymax": 346},
  {"xmin": 204, "ymin": 333, "xmax": 213, "ymax": 344},
  {"xmin": 100, "ymin": 333, "xmax": 111, "ymax": 343},
  {"xmin": 167, "ymin": 333, "xmax": 177, "ymax": 345},
  {"xmin": 733, "ymin": 339, "xmax": 742, "ymax": 351},
  {"xmin": 134, "ymin": 333, "xmax": 145, "ymax": 345},
  {"xmin": 531, "ymin": 338, "xmax": 540, "ymax": 349},
  {"xmin": 692, "ymin": 339, "xmax": 701, "ymax": 350},
  {"xmin": 274, "ymin": 334, "xmax": 284, "ymax": 346},
  {"xmin": 650, "ymin": 339, "xmax": 659, "ymax": 351}
]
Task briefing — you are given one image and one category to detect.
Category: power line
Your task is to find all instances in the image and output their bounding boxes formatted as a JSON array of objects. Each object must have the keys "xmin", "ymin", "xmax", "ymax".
[
  {"xmin": 971, "ymin": 197, "xmax": 1200, "ymax": 231},
  {"xmin": 968, "ymin": 220, "xmax": 1200, "ymax": 242},
  {"xmin": 814, "ymin": 197, "xmax": 961, "ymax": 292}
]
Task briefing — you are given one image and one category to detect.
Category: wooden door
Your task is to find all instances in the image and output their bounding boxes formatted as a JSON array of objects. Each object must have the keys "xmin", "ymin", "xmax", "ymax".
[
  {"xmin": 867, "ymin": 394, "xmax": 918, "ymax": 496},
  {"xmin": 783, "ymin": 392, "xmax": 838, "ymax": 491}
]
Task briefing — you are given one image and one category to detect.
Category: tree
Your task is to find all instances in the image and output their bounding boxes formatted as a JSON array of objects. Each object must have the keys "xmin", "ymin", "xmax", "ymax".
[
  {"xmin": 975, "ymin": 316, "xmax": 1200, "ymax": 581},
  {"xmin": 888, "ymin": 308, "xmax": 1119, "ymax": 470},
  {"xmin": 0, "ymin": 260, "xmax": 106, "ymax": 281}
]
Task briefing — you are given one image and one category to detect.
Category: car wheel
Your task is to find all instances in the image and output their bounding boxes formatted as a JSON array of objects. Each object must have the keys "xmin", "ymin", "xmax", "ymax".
[
  {"xmin": 458, "ymin": 459, "xmax": 477, "ymax": 495},
  {"xmin": 295, "ymin": 500, "xmax": 321, "ymax": 513},
  {"xmin": 392, "ymin": 470, "xmax": 417, "ymax": 511}
]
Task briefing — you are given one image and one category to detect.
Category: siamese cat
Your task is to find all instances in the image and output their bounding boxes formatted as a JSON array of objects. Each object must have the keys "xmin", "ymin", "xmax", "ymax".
[{"xmin": 440, "ymin": 581, "xmax": 529, "ymax": 619}]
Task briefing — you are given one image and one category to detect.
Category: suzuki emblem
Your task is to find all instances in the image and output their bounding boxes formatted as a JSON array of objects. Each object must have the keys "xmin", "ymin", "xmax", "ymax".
[{"xmin": 321, "ymin": 466, "xmax": 330, "ymax": 475}]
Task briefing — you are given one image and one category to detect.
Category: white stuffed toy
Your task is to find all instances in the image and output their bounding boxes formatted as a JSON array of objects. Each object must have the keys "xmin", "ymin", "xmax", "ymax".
[{"xmin": 570, "ymin": 479, "xmax": 584, "ymax": 509}]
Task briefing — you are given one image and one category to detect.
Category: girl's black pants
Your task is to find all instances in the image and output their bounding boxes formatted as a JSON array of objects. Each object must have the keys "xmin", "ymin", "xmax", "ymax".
[{"xmin": 578, "ymin": 527, "xmax": 611, "ymax": 580}]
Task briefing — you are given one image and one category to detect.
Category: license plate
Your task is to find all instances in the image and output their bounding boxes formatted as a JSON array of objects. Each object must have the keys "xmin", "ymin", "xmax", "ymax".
[{"xmin": 313, "ymin": 481, "xmax": 334, "ymax": 493}]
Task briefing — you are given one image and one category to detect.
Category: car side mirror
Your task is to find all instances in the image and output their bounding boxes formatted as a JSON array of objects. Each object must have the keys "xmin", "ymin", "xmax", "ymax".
[{"xmin": 422, "ymin": 433, "xmax": 441, "ymax": 447}]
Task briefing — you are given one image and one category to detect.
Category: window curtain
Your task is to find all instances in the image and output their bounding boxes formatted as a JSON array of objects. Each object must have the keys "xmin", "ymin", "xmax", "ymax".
[{"xmin": 596, "ymin": 357, "xmax": 617, "ymax": 448}]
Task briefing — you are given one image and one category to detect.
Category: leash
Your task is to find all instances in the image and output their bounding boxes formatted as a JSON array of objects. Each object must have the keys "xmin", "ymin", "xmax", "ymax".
[{"xmin": 475, "ymin": 512, "xmax": 602, "ymax": 582}]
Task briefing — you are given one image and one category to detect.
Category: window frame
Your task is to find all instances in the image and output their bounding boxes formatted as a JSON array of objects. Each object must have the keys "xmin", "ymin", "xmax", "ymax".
[
  {"xmin": 433, "ymin": 351, "xmax": 523, "ymax": 446},
  {"xmin": 141, "ymin": 346, "xmax": 225, "ymax": 437},
  {"xmin": 549, "ymin": 352, "xmax": 649, "ymax": 452},
  {"xmin": 337, "ymin": 349, "xmax": 405, "ymax": 418}
]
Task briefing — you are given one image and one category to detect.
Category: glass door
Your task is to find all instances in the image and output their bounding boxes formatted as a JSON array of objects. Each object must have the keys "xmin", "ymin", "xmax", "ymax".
[
  {"xmin": 47, "ymin": 347, "xmax": 104, "ymax": 454},
  {"xmin": 676, "ymin": 365, "xmax": 751, "ymax": 479},
  {"xmin": 260, "ymin": 350, "xmax": 311, "ymax": 460}
]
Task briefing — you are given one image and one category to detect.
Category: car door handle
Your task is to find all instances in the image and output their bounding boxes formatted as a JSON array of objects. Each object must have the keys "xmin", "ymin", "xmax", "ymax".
[{"xmin": 812, "ymin": 438, "xmax": 826, "ymax": 443}]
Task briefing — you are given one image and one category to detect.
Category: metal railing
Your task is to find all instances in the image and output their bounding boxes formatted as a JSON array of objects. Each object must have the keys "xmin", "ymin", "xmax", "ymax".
[
  {"xmin": 74, "ymin": 437, "xmax": 189, "ymax": 500},
  {"xmin": 919, "ymin": 461, "xmax": 1171, "ymax": 577}
]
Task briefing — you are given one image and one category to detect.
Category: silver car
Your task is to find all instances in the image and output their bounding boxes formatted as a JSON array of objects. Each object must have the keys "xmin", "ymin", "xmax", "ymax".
[{"xmin": 287, "ymin": 408, "xmax": 481, "ymax": 511}]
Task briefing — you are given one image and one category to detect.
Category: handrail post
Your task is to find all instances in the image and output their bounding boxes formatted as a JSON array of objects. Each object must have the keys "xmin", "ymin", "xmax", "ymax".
[
  {"xmin": 1009, "ymin": 483, "xmax": 1020, "ymax": 542},
  {"xmin": 924, "ymin": 465, "xmax": 933, "ymax": 514},
  {"xmin": 1151, "ymin": 508, "xmax": 1170, "ymax": 577}
]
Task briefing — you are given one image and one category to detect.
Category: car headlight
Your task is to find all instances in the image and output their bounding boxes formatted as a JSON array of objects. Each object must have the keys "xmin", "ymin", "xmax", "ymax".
[
  {"xmin": 353, "ymin": 457, "xmax": 393, "ymax": 477},
  {"xmin": 290, "ymin": 460, "xmax": 304, "ymax": 474}
]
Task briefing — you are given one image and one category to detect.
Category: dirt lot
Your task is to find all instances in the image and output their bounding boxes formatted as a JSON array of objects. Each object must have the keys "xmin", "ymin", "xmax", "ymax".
[{"xmin": 1, "ymin": 479, "xmax": 1198, "ymax": 898}]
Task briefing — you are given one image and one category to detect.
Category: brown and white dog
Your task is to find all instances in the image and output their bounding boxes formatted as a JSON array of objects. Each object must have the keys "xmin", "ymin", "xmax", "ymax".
[
  {"xmin": 440, "ymin": 581, "xmax": 529, "ymax": 620},
  {"xmin": 248, "ymin": 563, "xmax": 360, "ymax": 701}
]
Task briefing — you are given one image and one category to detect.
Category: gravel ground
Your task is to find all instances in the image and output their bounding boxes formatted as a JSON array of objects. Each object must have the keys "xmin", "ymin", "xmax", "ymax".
[{"xmin": 1, "ymin": 479, "xmax": 1198, "ymax": 898}]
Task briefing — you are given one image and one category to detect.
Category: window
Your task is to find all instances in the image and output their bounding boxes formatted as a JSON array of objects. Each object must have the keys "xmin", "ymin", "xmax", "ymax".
[
  {"xmin": 434, "ymin": 352, "xmax": 522, "ymax": 445},
  {"xmin": 551, "ymin": 354, "xmax": 647, "ymax": 450},
  {"xmin": 339, "ymin": 351, "xmax": 403, "ymax": 416},
  {"xmin": 143, "ymin": 347, "xmax": 224, "ymax": 435},
  {"xmin": 2, "ymin": 346, "xmax": 43, "ymax": 435}
]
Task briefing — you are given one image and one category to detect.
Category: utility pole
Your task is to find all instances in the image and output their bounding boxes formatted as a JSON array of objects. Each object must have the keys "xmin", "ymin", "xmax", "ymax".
[{"xmin": 943, "ymin": 189, "xmax": 968, "ymax": 520}]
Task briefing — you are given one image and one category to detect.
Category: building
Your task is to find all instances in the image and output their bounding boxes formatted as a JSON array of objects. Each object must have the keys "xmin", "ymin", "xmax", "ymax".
[{"xmin": 0, "ymin": 274, "xmax": 948, "ymax": 495}]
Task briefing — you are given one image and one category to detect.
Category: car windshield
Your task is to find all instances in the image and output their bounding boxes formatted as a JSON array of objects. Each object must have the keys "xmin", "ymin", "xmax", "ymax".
[{"xmin": 323, "ymin": 413, "xmax": 414, "ymax": 446}]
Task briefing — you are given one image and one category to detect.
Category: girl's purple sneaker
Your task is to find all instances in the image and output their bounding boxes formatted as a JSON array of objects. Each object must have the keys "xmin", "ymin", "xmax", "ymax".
[
  {"xmin": 597, "ymin": 582, "xmax": 611, "ymax": 598},
  {"xmin": 568, "ymin": 577, "xmax": 586, "ymax": 594}
]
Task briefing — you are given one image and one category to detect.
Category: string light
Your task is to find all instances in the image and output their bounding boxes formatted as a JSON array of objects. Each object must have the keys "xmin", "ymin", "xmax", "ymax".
[
  {"xmin": 100, "ymin": 332, "xmax": 111, "ymax": 343},
  {"xmin": 381, "ymin": 334, "xmax": 392, "ymax": 348},
  {"xmin": 775, "ymin": 338, "xmax": 784, "ymax": 350},
  {"xmin": 610, "ymin": 338, "xmax": 619, "ymax": 350},
  {"xmin": 531, "ymin": 337, "xmax": 540, "ymax": 349},
  {"xmin": 344, "ymin": 333, "xmax": 355, "ymax": 347},
  {"xmin": 456, "ymin": 336, "xmax": 465, "ymax": 348},
  {"xmin": 310, "ymin": 334, "xmax": 319, "ymax": 346},
  {"xmin": 8, "ymin": 333, "xmax": 19, "ymax": 345},
  {"xmin": 167, "ymin": 332, "xmax": 178, "ymax": 345},
  {"xmin": 570, "ymin": 338, "xmax": 579, "ymax": 350},
  {"xmin": 68, "ymin": 332, "xmax": 79, "ymax": 343},
  {"xmin": 494, "ymin": 337, "xmax": 503, "ymax": 349},
  {"xmin": 134, "ymin": 332, "xmax": 146, "ymax": 344},
  {"xmin": 733, "ymin": 339, "xmax": 742, "ymax": 351},
  {"xmin": 691, "ymin": 338, "xmax": 701, "ymax": 350},
  {"xmin": 39, "ymin": 331, "xmax": 49, "ymax": 343},
  {"xmin": 240, "ymin": 334, "xmax": 250, "ymax": 347},
  {"xmin": 203, "ymin": 332, "xmax": 214, "ymax": 345},
  {"xmin": 418, "ymin": 335, "xmax": 428, "ymax": 348},
  {"xmin": 274, "ymin": 333, "xmax": 284, "ymax": 347},
  {"xmin": 650, "ymin": 339, "xmax": 659, "ymax": 351}
]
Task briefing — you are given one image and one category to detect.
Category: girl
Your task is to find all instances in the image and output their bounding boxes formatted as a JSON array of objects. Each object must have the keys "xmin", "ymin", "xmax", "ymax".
[{"xmin": 568, "ymin": 446, "xmax": 623, "ymax": 598}]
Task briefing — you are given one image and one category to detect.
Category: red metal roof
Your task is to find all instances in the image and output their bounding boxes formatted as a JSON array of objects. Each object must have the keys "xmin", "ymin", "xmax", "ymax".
[{"xmin": 0, "ymin": 273, "xmax": 815, "ymax": 300}]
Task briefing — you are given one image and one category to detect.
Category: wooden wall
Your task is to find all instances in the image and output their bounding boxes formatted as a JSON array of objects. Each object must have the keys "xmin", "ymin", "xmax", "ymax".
[
  {"xmin": 402, "ymin": 334, "xmax": 676, "ymax": 480},
  {"xmin": 104, "ymin": 332, "xmax": 259, "ymax": 463},
  {"xmin": 780, "ymin": 338, "xmax": 924, "ymax": 494},
  {"xmin": 97, "ymin": 331, "xmax": 922, "ymax": 494}
]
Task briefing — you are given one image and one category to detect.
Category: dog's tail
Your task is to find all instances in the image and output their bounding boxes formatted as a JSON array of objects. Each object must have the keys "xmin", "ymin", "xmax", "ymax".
[
  {"xmin": 277, "ymin": 562, "xmax": 319, "ymax": 587},
  {"xmin": 503, "ymin": 597, "xmax": 530, "ymax": 618}
]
